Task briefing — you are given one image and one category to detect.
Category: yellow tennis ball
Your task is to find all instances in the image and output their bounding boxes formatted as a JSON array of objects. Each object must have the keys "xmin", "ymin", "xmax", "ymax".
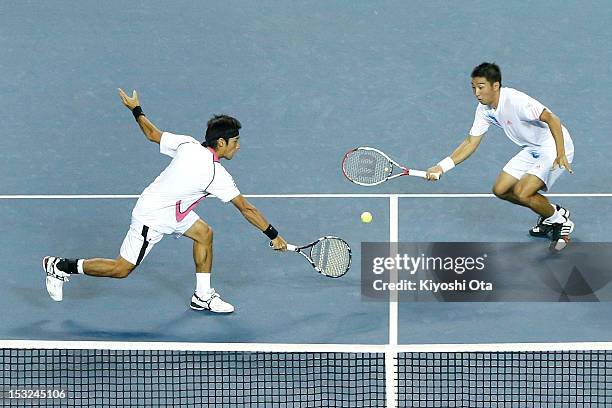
[{"xmin": 361, "ymin": 211, "xmax": 373, "ymax": 223}]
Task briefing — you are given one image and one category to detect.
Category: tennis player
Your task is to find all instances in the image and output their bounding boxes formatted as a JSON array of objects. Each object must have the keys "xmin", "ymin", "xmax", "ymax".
[
  {"xmin": 42, "ymin": 89, "xmax": 287, "ymax": 312},
  {"xmin": 426, "ymin": 63, "xmax": 575, "ymax": 251}
]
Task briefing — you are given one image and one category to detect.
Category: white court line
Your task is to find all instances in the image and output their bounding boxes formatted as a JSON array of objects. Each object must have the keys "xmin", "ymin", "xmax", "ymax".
[
  {"xmin": 1, "ymin": 339, "xmax": 611, "ymax": 353},
  {"xmin": 0, "ymin": 340, "xmax": 388, "ymax": 353},
  {"xmin": 1, "ymin": 193, "xmax": 612, "ymax": 199},
  {"xmin": 388, "ymin": 196, "xmax": 399, "ymax": 344},
  {"xmin": 386, "ymin": 196, "xmax": 399, "ymax": 408}
]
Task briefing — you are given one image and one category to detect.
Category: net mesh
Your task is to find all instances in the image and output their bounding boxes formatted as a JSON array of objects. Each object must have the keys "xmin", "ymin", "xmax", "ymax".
[
  {"xmin": 397, "ymin": 350, "xmax": 612, "ymax": 407},
  {"xmin": 342, "ymin": 149, "xmax": 392, "ymax": 185},
  {"xmin": 310, "ymin": 238, "xmax": 352, "ymax": 278},
  {"xmin": 3, "ymin": 345, "xmax": 612, "ymax": 407},
  {"xmin": 0, "ymin": 349, "xmax": 385, "ymax": 407}
]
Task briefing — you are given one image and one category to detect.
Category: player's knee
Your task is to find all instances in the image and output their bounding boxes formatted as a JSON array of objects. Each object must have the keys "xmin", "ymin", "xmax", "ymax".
[
  {"xmin": 196, "ymin": 224, "xmax": 213, "ymax": 245},
  {"xmin": 492, "ymin": 184, "xmax": 509, "ymax": 199},
  {"xmin": 512, "ymin": 184, "xmax": 531, "ymax": 203},
  {"xmin": 204, "ymin": 226, "xmax": 213, "ymax": 243}
]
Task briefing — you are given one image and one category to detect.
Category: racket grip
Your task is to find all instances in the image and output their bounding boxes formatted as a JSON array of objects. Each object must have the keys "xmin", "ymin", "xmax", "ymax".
[
  {"xmin": 269, "ymin": 241, "xmax": 298, "ymax": 251},
  {"xmin": 409, "ymin": 170, "xmax": 428, "ymax": 178},
  {"xmin": 411, "ymin": 170, "xmax": 441, "ymax": 180}
]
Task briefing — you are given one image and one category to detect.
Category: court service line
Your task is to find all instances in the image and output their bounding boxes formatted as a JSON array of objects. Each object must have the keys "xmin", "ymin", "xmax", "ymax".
[
  {"xmin": 1, "ymin": 193, "xmax": 611, "ymax": 199},
  {"xmin": 386, "ymin": 195, "xmax": 399, "ymax": 408},
  {"xmin": 388, "ymin": 196, "xmax": 399, "ymax": 344}
]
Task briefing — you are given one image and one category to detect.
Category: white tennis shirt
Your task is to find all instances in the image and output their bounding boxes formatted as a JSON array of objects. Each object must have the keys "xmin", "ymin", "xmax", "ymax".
[
  {"xmin": 469, "ymin": 87, "xmax": 572, "ymax": 148},
  {"xmin": 132, "ymin": 132, "xmax": 240, "ymax": 233}
]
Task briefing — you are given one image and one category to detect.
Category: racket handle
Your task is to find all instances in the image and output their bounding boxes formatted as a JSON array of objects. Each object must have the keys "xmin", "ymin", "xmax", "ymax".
[
  {"xmin": 411, "ymin": 170, "xmax": 441, "ymax": 180},
  {"xmin": 269, "ymin": 241, "xmax": 298, "ymax": 251}
]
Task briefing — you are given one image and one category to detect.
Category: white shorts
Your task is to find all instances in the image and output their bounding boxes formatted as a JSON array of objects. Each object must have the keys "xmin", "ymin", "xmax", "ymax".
[
  {"xmin": 503, "ymin": 142, "xmax": 574, "ymax": 191},
  {"xmin": 119, "ymin": 212, "xmax": 199, "ymax": 266}
]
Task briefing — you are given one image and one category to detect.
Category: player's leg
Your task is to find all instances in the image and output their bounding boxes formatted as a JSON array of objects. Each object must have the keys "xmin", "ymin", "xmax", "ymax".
[
  {"xmin": 510, "ymin": 174, "xmax": 572, "ymax": 242},
  {"xmin": 83, "ymin": 256, "xmax": 136, "ymax": 278},
  {"xmin": 494, "ymin": 149, "xmax": 564, "ymax": 239},
  {"xmin": 491, "ymin": 171, "xmax": 526, "ymax": 207},
  {"xmin": 42, "ymin": 255, "xmax": 136, "ymax": 302},
  {"xmin": 43, "ymin": 221, "xmax": 162, "ymax": 301},
  {"xmin": 521, "ymin": 145, "xmax": 575, "ymax": 250},
  {"xmin": 493, "ymin": 148, "xmax": 538, "ymax": 208},
  {"xmin": 182, "ymin": 217, "xmax": 234, "ymax": 313},
  {"xmin": 511, "ymin": 175, "xmax": 554, "ymax": 217},
  {"xmin": 511, "ymin": 173, "xmax": 572, "ymax": 240},
  {"xmin": 184, "ymin": 219, "xmax": 214, "ymax": 273}
]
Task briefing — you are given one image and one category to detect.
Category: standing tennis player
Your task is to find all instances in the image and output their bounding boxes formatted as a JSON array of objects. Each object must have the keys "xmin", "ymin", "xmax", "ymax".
[
  {"xmin": 426, "ymin": 63, "xmax": 575, "ymax": 251},
  {"xmin": 43, "ymin": 89, "xmax": 287, "ymax": 312}
]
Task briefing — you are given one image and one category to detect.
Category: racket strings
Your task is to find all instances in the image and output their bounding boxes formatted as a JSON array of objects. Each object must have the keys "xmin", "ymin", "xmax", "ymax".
[
  {"xmin": 343, "ymin": 150, "xmax": 392, "ymax": 185},
  {"xmin": 310, "ymin": 238, "xmax": 351, "ymax": 277}
]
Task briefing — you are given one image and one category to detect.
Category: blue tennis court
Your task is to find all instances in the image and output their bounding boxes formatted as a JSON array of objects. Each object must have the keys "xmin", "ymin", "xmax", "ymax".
[{"xmin": 1, "ymin": 1, "xmax": 611, "ymax": 406}]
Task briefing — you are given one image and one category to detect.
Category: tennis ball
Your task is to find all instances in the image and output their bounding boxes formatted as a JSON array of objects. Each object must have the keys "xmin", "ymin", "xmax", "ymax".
[{"xmin": 361, "ymin": 211, "xmax": 373, "ymax": 223}]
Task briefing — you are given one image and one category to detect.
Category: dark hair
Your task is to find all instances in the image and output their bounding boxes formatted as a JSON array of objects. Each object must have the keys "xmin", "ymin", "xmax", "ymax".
[
  {"xmin": 471, "ymin": 62, "xmax": 502, "ymax": 86},
  {"xmin": 202, "ymin": 114, "xmax": 241, "ymax": 148}
]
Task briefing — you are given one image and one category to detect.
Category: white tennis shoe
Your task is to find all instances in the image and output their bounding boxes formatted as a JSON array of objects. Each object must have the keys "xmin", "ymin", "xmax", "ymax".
[
  {"xmin": 43, "ymin": 256, "xmax": 70, "ymax": 301},
  {"xmin": 550, "ymin": 219, "xmax": 575, "ymax": 252},
  {"xmin": 530, "ymin": 205, "xmax": 570, "ymax": 238},
  {"xmin": 190, "ymin": 289, "xmax": 234, "ymax": 313}
]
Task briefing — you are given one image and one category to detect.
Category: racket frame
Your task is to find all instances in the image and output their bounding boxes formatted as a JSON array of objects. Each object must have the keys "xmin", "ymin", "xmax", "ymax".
[
  {"xmin": 273, "ymin": 236, "xmax": 352, "ymax": 278},
  {"xmin": 341, "ymin": 146, "xmax": 432, "ymax": 186}
]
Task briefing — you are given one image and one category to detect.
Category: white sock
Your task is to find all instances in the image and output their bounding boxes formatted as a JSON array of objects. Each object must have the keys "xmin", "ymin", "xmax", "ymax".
[
  {"xmin": 196, "ymin": 273, "xmax": 212, "ymax": 295},
  {"xmin": 544, "ymin": 204, "xmax": 565, "ymax": 224},
  {"xmin": 77, "ymin": 259, "xmax": 85, "ymax": 274}
]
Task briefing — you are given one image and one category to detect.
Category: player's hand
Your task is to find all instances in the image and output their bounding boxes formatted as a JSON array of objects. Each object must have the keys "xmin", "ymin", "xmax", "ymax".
[
  {"xmin": 552, "ymin": 155, "xmax": 573, "ymax": 174},
  {"xmin": 425, "ymin": 165, "xmax": 443, "ymax": 181},
  {"xmin": 270, "ymin": 236, "xmax": 288, "ymax": 251},
  {"xmin": 118, "ymin": 88, "xmax": 140, "ymax": 110}
]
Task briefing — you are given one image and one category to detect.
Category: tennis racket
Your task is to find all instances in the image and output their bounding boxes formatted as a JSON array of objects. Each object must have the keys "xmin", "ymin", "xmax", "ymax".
[
  {"xmin": 342, "ymin": 147, "xmax": 440, "ymax": 186},
  {"xmin": 271, "ymin": 236, "xmax": 352, "ymax": 278}
]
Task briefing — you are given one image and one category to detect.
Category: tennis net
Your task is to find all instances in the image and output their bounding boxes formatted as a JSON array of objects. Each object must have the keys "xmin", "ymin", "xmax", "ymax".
[
  {"xmin": 1, "ymin": 341, "xmax": 611, "ymax": 407},
  {"xmin": 397, "ymin": 344, "xmax": 612, "ymax": 407},
  {"xmin": 1, "ymin": 342, "xmax": 385, "ymax": 407}
]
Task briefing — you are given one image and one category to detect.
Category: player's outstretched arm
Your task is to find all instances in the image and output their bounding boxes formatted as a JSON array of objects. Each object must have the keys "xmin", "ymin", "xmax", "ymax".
[
  {"xmin": 118, "ymin": 88, "xmax": 163, "ymax": 144},
  {"xmin": 426, "ymin": 134, "xmax": 484, "ymax": 180},
  {"xmin": 231, "ymin": 195, "xmax": 288, "ymax": 251}
]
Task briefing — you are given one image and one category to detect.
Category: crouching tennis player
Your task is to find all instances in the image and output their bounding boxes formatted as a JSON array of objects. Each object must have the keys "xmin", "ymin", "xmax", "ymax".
[
  {"xmin": 43, "ymin": 89, "xmax": 287, "ymax": 312},
  {"xmin": 427, "ymin": 63, "xmax": 575, "ymax": 251}
]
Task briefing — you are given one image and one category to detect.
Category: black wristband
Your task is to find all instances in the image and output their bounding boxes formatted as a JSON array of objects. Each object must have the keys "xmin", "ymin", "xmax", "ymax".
[
  {"xmin": 132, "ymin": 106, "xmax": 145, "ymax": 120},
  {"xmin": 263, "ymin": 224, "xmax": 279, "ymax": 240}
]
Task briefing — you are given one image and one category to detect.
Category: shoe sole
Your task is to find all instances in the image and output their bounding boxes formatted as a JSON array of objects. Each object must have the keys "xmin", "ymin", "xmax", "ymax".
[
  {"xmin": 550, "ymin": 238, "xmax": 570, "ymax": 252},
  {"xmin": 190, "ymin": 301, "xmax": 233, "ymax": 313},
  {"xmin": 190, "ymin": 302, "xmax": 206, "ymax": 311},
  {"xmin": 529, "ymin": 229, "xmax": 552, "ymax": 238}
]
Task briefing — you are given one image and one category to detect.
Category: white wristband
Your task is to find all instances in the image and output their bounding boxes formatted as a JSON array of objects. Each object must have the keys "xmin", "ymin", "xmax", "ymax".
[{"xmin": 438, "ymin": 157, "xmax": 455, "ymax": 173}]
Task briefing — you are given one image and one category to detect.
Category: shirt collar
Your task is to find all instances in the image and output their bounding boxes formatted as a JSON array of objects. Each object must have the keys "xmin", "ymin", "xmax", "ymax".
[{"xmin": 206, "ymin": 147, "xmax": 220, "ymax": 162}]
